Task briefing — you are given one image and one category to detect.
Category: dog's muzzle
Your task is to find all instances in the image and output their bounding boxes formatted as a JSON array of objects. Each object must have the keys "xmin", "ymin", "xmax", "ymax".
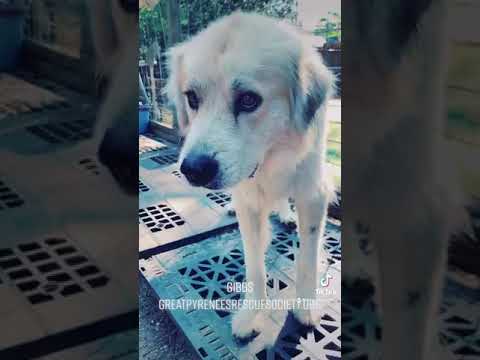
[
  {"xmin": 249, "ymin": 164, "xmax": 259, "ymax": 179},
  {"xmin": 180, "ymin": 154, "xmax": 219, "ymax": 188}
]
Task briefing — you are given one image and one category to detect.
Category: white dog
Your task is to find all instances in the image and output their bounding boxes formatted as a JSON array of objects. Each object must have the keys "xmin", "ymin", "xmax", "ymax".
[
  {"xmin": 343, "ymin": 1, "xmax": 465, "ymax": 359},
  {"xmin": 165, "ymin": 12, "xmax": 335, "ymax": 339}
]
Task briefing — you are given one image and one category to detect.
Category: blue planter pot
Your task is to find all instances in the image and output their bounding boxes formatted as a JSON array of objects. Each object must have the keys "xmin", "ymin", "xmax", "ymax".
[
  {"xmin": 139, "ymin": 104, "xmax": 151, "ymax": 134},
  {"xmin": 0, "ymin": 10, "xmax": 25, "ymax": 71}
]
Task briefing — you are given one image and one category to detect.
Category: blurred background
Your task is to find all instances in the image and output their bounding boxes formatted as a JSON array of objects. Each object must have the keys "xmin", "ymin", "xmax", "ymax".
[{"xmin": 0, "ymin": 1, "xmax": 138, "ymax": 359}]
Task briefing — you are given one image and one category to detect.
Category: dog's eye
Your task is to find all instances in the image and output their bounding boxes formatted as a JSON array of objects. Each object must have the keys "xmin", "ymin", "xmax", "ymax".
[
  {"xmin": 235, "ymin": 92, "xmax": 262, "ymax": 114},
  {"xmin": 184, "ymin": 91, "xmax": 199, "ymax": 111},
  {"xmin": 118, "ymin": 0, "xmax": 138, "ymax": 13}
]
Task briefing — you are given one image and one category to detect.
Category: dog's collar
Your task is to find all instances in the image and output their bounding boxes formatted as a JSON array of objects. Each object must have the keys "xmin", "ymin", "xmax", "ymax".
[{"xmin": 249, "ymin": 164, "xmax": 259, "ymax": 179}]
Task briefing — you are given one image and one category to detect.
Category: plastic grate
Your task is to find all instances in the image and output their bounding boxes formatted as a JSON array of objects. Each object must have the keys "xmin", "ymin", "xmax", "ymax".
[
  {"xmin": 26, "ymin": 119, "xmax": 92, "ymax": 144},
  {"xmin": 271, "ymin": 222, "xmax": 341, "ymax": 266},
  {"xmin": 271, "ymin": 230, "xmax": 299, "ymax": 262},
  {"xmin": 150, "ymin": 153, "xmax": 179, "ymax": 167},
  {"xmin": 0, "ymin": 73, "xmax": 70, "ymax": 117},
  {"xmin": 139, "ymin": 136, "xmax": 172, "ymax": 155},
  {"xmin": 172, "ymin": 170, "xmax": 183, "ymax": 179},
  {"xmin": 324, "ymin": 226, "xmax": 342, "ymax": 267},
  {"xmin": 256, "ymin": 312, "xmax": 341, "ymax": 360},
  {"xmin": 0, "ymin": 237, "xmax": 110, "ymax": 305},
  {"xmin": 342, "ymin": 281, "xmax": 480, "ymax": 360},
  {"xmin": 139, "ymin": 145, "xmax": 163, "ymax": 155},
  {"xmin": 78, "ymin": 158, "xmax": 100, "ymax": 176},
  {"xmin": 139, "ymin": 180, "xmax": 150, "ymax": 193},
  {"xmin": 142, "ymin": 220, "xmax": 342, "ymax": 360},
  {"xmin": 139, "ymin": 204, "xmax": 186, "ymax": 233},
  {"xmin": 0, "ymin": 180, "xmax": 24, "ymax": 210},
  {"xmin": 341, "ymin": 294, "xmax": 381, "ymax": 359},
  {"xmin": 178, "ymin": 249, "xmax": 246, "ymax": 318},
  {"xmin": 206, "ymin": 192, "xmax": 232, "ymax": 208},
  {"xmin": 439, "ymin": 299, "xmax": 480, "ymax": 359},
  {"xmin": 176, "ymin": 248, "xmax": 290, "ymax": 320}
]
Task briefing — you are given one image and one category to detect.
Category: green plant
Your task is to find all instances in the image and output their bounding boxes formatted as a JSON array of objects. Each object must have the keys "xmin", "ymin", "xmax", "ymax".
[
  {"xmin": 314, "ymin": 11, "xmax": 341, "ymax": 43},
  {"xmin": 139, "ymin": 0, "xmax": 298, "ymax": 59}
]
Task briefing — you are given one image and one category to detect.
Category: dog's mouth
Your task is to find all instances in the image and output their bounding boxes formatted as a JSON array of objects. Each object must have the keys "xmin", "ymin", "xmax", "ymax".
[
  {"xmin": 203, "ymin": 180, "xmax": 223, "ymax": 190},
  {"xmin": 249, "ymin": 164, "xmax": 259, "ymax": 179},
  {"xmin": 200, "ymin": 164, "xmax": 259, "ymax": 190},
  {"xmin": 191, "ymin": 163, "xmax": 259, "ymax": 190}
]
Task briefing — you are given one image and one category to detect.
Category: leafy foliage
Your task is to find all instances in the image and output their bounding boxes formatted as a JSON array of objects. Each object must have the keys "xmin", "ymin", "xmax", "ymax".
[
  {"xmin": 140, "ymin": 0, "xmax": 298, "ymax": 59},
  {"xmin": 139, "ymin": 0, "xmax": 298, "ymax": 127},
  {"xmin": 313, "ymin": 11, "xmax": 341, "ymax": 44}
]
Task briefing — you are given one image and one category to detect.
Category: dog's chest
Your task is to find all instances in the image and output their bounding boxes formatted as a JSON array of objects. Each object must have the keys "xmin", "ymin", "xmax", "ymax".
[
  {"xmin": 232, "ymin": 167, "xmax": 295, "ymax": 211},
  {"xmin": 256, "ymin": 153, "xmax": 300, "ymax": 200}
]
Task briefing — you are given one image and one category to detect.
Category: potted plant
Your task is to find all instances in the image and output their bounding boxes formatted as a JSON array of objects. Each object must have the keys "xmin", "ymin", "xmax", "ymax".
[
  {"xmin": 139, "ymin": 100, "xmax": 151, "ymax": 134},
  {"xmin": 138, "ymin": 72, "xmax": 151, "ymax": 134},
  {"xmin": 0, "ymin": 0, "xmax": 29, "ymax": 71}
]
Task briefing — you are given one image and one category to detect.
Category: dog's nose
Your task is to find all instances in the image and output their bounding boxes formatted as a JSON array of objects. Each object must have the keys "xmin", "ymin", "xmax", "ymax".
[{"xmin": 180, "ymin": 154, "xmax": 219, "ymax": 187}]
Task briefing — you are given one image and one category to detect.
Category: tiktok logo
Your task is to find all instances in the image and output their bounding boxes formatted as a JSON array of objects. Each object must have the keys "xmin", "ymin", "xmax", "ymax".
[{"xmin": 320, "ymin": 273, "xmax": 333, "ymax": 287}]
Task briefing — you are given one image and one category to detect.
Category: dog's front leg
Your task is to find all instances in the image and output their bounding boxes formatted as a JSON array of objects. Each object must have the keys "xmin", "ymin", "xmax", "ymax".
[
  {"xmin": 374, "ymin": 207, "xmax": 451, "ymax": 360},
  {"xmin": 231, "ymin": 196, "xmax": 270, "ymax": 339},
  {"xmin": 292, "ymin": 189, "xmax": 330, "ymax": 326}
]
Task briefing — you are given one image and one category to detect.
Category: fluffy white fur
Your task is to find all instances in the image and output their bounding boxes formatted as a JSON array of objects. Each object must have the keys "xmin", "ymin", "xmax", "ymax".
[
  {"xmin": 343, "ymin": 0, "xmax": 465, "ymax": 359},
  {"xmin": 166, "ymin": 12, "xmax": 335, "ymax": 338}
]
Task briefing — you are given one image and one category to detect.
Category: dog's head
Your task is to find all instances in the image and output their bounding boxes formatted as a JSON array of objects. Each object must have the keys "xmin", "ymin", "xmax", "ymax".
[
  {"xmin": 86, "ymin": 0, "xmax": 138, "ymax": 195},
  {"xmin": 165, "ymin": 12, "xmax": 333, "ymax": 190}
]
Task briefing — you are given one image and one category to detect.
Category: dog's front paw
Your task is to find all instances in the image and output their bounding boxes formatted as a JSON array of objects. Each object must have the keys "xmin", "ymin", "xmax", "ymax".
[
  {"xmin": 276, "ymin": 208, "xmax": 297, "ymax": 229},
  {"xmin": 278, "ymin": 212, "xmax": 297, "ymax": 229},
  {"xmin": 273, "ymin": 198, "xmax": 297, "ymax": 228},
  {"xmin": 224, "ymin": 202, "xmax": 236, "ymax": 217},
  {"xmin": 232, "ymin": 308, "xmax": 262, "ymax": 341},
  {"xmin": 291, "ymin": 308, "xmax": 318, "ymax": 327}
]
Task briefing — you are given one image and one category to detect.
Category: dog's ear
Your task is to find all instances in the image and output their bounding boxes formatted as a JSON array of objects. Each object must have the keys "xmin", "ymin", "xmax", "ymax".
[
  {"xmin": 164, "ymin": 46, "xmax": 189, "ymax": 134},
  {"xmin": 291, "ymin": 46, "xmax": 334, "ymax": 132}
]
